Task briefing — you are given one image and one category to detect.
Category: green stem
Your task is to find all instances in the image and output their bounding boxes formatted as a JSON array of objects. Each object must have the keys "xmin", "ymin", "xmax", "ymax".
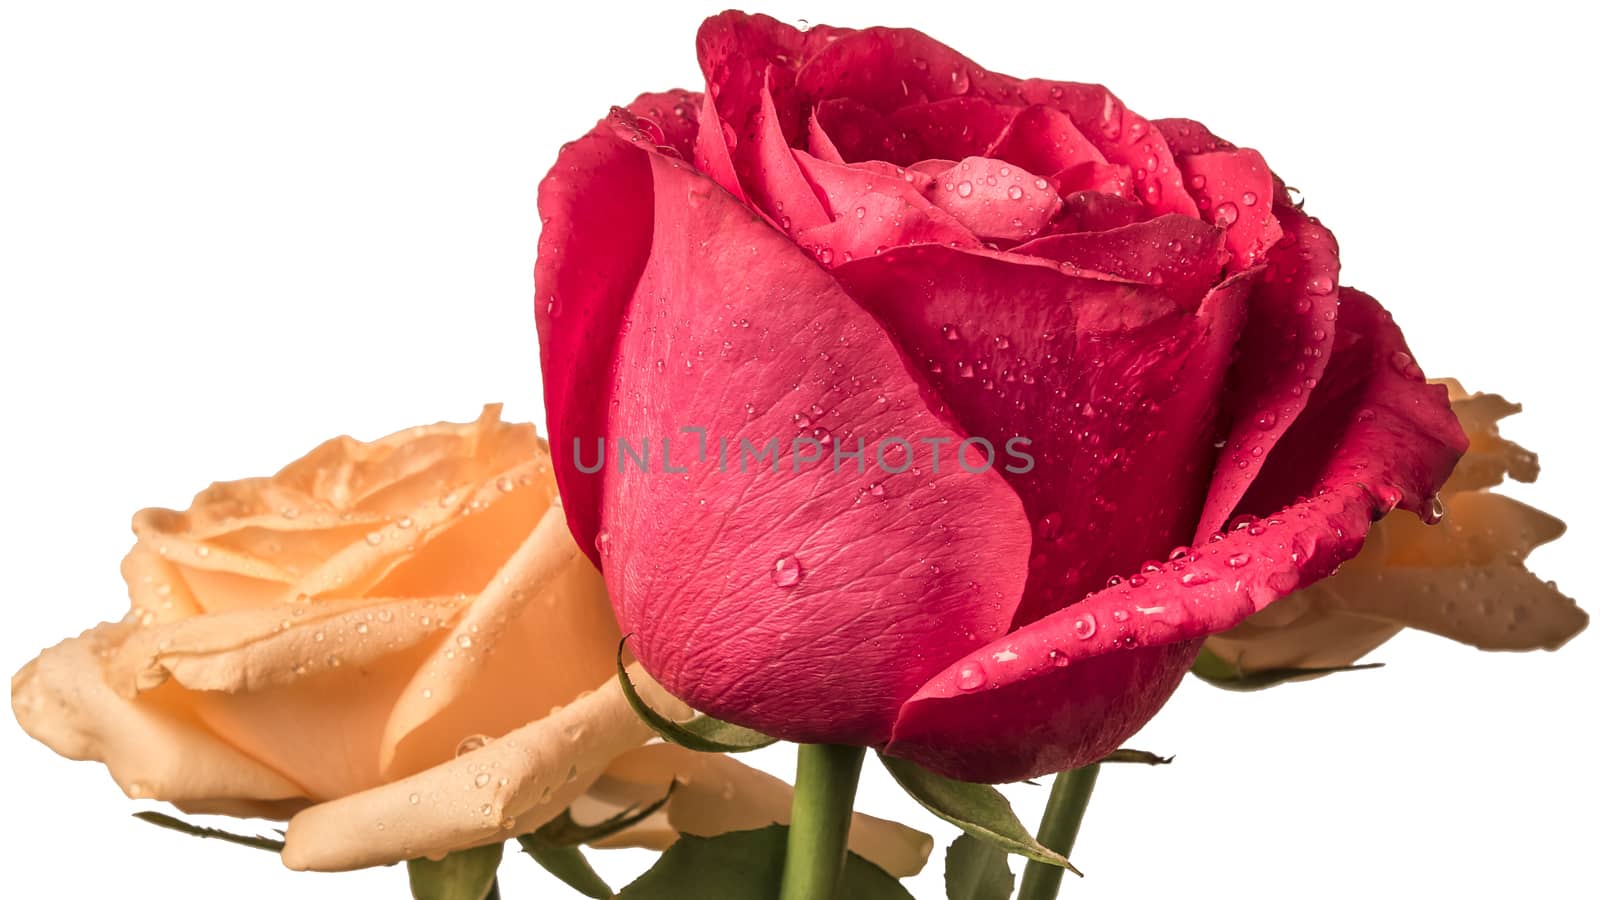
[
  {"xmin": 777, "ymin": 744, "xmax": 867, "ymax": 900},
  {"xmin": 1016, "ymin": 764, "xmax": 1101, "ymax": 900}
]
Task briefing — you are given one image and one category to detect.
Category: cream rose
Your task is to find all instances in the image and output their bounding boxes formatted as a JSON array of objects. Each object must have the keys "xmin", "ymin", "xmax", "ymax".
[
  {"xmin": 1202, "ymin": 381, "xmax": 1587, "ymax": 675},
  {"xmin": 10, "ymin": 406, "xmax": 931, "ymax": 876}
]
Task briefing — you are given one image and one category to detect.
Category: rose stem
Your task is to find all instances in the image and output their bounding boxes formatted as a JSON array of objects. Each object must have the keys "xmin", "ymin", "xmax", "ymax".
[
  {"xmin": 777, "ymin": 743, "xmax": 867, "ymax": 900},
  {"xmin": 1017, "ymin": 764, "xmax": 1101, "ymax": 900}
]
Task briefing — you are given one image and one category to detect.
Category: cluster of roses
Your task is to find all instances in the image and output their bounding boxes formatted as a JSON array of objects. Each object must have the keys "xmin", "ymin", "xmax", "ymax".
[{"xmin": 14, "ymin": 12, "xmax": 1584, "ymax": 900}]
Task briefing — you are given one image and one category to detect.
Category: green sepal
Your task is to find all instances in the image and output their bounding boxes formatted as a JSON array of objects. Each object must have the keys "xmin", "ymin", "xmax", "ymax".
[
  {"xmin": 1098, "ymin": 748, "xmax": 1173, "ymax": 765},
  {"xmin": 1191, "ymin": 646, "xmax": 1384, "ymax": 690},
  {"xmin": 617, "ymin": 825, "xmax": 911, "ymax": 899},
  {"xmin": 533, "ymin": 781, "xmax": 677, "ymax": 847},
  {"xmin": 877, "ymin": 754, "xmax": 1080, "ymax": 875},
  {"xmin": 944, "ymin": 833, "xmax": 1015, "ymax": 900},
  {"xmin": 132, "ymin": 811, "xmax": 285, "ymax": 853},
  {"xmin": 407, "ymin": 842, "xmax": 504, "ymax": 900},
  {"xmin": 616, "ymin": 638, "xmax": 777, "ymax": 752},
  {"xmin": 518, "ymin": 836, "xmax": 613, "ymax": 899}
]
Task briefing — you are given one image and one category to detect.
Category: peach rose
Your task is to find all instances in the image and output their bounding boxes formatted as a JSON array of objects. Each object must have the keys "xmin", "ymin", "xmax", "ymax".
[
  {"xmin": 10, "ymin": 406, "xmax": 931, "ymax": 876},
  {"xmin": 1201, "ymin": 381, "xmax": 1587, "ymax": 677}
]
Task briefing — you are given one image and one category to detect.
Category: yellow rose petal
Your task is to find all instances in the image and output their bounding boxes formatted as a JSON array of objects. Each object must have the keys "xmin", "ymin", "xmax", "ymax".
[
  {"xmin": 280, "ymin": 665, "xmax": 678, "ymax": 871},
  {"xmin": 597, "ymin": 744, "xmax": 934, "ymax": 878},
  {"xmin": 11, "ymin": 621, "xmax": 305, "ymax": 808}
]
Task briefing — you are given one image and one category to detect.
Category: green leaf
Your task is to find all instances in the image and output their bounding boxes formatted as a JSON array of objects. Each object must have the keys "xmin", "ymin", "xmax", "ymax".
[
  {"xmin": 877, "ymin": 754, "xmax": 1079, "ymax": 875},
  {"xmin": 616, "ymin": 638, "xmax": 777, "ymax": 752},
  {"xmin": 533, "ymin": 781, "xmax": 677, "ymax": 847},
  {"xmin": 1191, "ymin": 646, "xmax": 1384, "ymax": 691},
  {"xmin": 1098, "ymin": 748, "xmax": 1173, "ymax": 765},
  {"xmin": 944, "ymin": 833, "xmax": 1015, "ymax": 900},
  {"xmin": 518, "ymin": 836, "xmax": 613, "ymax": 899},
  {"xmin": 132, "ymin": 811, "xmax": 285, "ymax": 853},
  {"xmin": 407, "ymin": 842, "xmax": 504, "ymax": 900},
  {"xmin": 617, "ymin": 825, "xmax": 911, "ymax": 899}
]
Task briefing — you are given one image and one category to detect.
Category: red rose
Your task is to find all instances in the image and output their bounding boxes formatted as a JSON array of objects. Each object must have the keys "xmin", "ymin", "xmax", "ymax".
[{"xmin": 535, "ymin": 11, "xmax": 1465, "ymax": 781}]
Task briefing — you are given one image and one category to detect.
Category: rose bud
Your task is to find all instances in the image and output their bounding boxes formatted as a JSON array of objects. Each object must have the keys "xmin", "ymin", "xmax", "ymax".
[
  {"xmin": 10, "ymin": 406, "xmax": 931, "ymax": 875},
  {"xmin": 1201, "ymin": 381, "xmax": 1586, "ymax": 680},
  {"xmin": 535, "ymin": 12, "xmax": 1465, "ymax": 782}
]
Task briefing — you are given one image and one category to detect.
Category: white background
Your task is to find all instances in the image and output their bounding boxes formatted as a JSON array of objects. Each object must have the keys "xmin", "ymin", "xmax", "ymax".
[{"xmin": 2, "ymin": 1, "xmax": 1595, "ymax": 897}]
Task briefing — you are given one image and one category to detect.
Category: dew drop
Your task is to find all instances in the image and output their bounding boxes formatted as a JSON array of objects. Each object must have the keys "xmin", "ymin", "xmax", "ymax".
[
  {"xmin": 1390, "ymin": 351, "xmax": 1424, "ymax": 381},
  {"xmin": 772, "ymin": 554, "xmax": 803, "ymax": 588},
  {"xmin": 1423, "ymin": 494, "xmax": 1446, "ymax": 525},
  {"xmin": 1213, "ymin": 202, "xmax": 1239, "ymax": 227},
  {"xmin": 955, "ymin": 660, "xmax": 987, "ymax": 691},
  {"xmin": 1072, "ymin": 614, "xmax": 1097, "ymax": 639}
]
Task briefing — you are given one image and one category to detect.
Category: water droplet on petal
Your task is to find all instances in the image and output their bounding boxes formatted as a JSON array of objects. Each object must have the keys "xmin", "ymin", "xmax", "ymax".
[
  {"xmin": 1072, "ymin": 614, "xmax": 1097, "ymax": 639},
  {"xmin": 955, "ymin": 661, "xmax": 986, "ymax": 691},
  {"xmin": 1423, "ymin": 494, "xmax": 1446, "ymax": 524},
  {"xmin": 772, "ymin": 554, "xmax": 803, "ymax": 588}
]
